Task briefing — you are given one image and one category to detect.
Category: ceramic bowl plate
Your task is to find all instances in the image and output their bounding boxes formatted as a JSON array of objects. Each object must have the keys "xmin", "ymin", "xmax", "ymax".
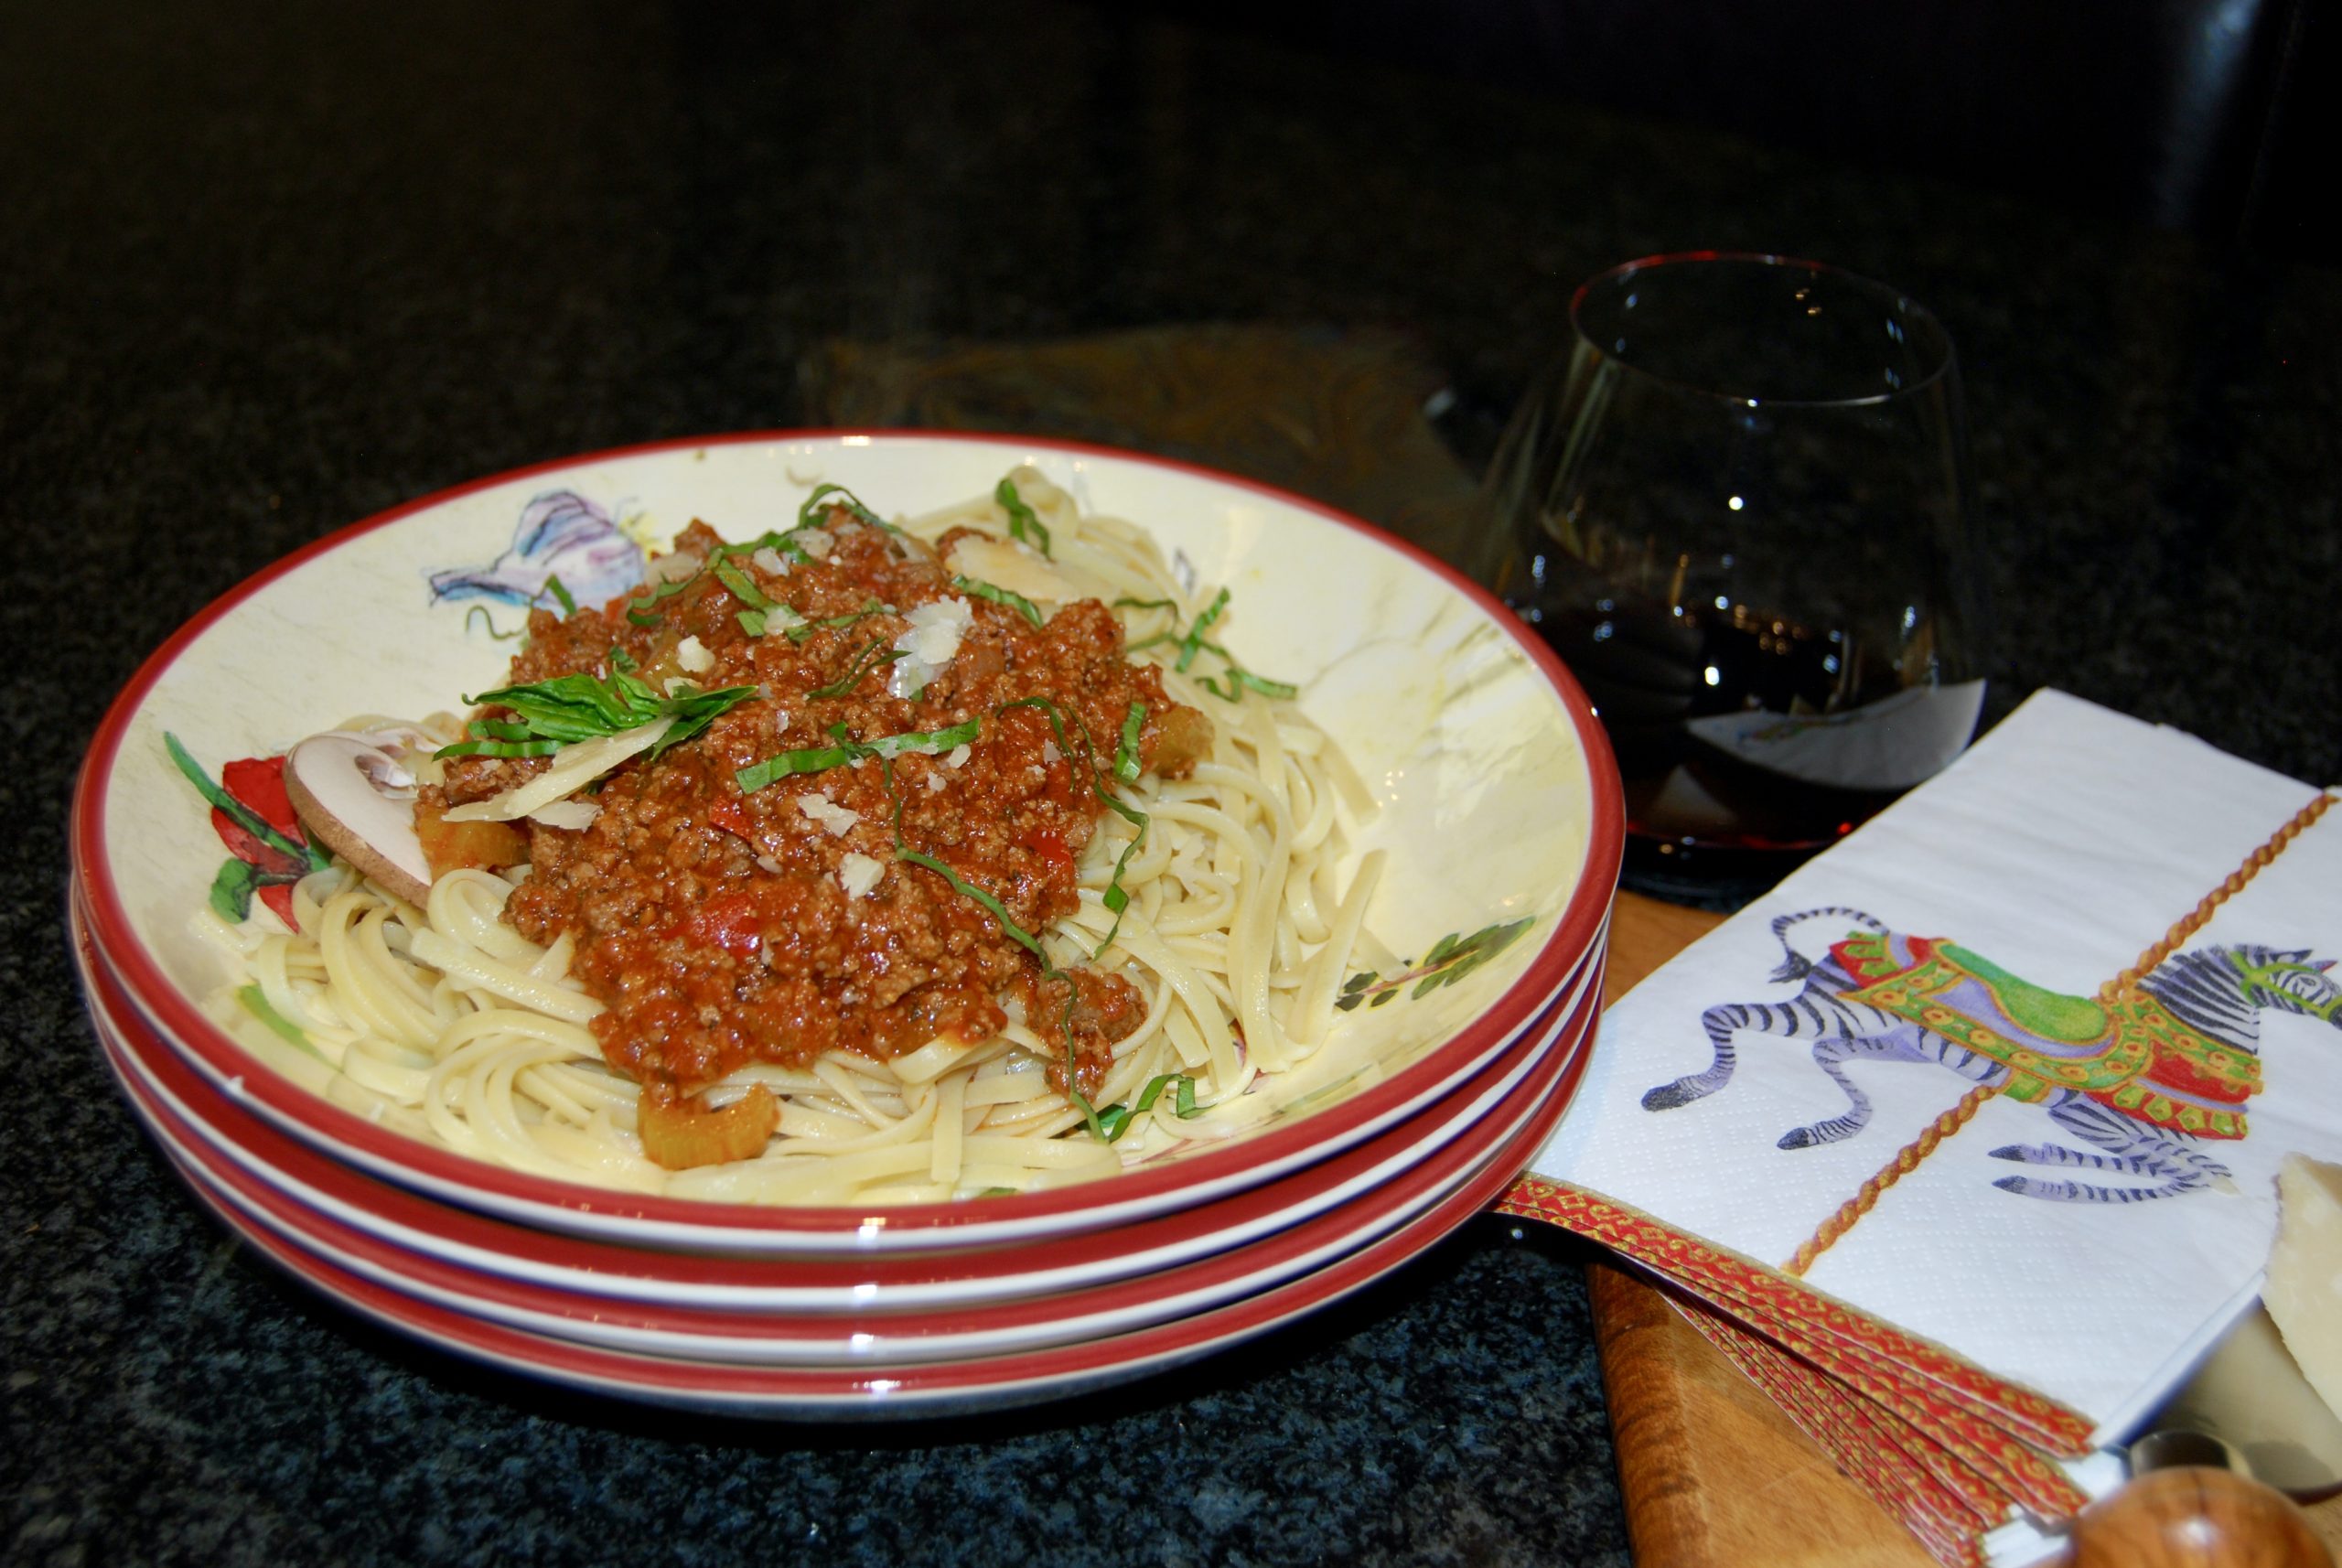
[
  {"xmin": 131, "ymin": 1045, "xmax": 1581, "ymax": 1420},
  {"xmin": 75, "ymin": 892, "xmax": 1600, "ymax": 1316},
  {"xmin": 96, "ymin": 983, "xmax": 1593, "ymax": 1366},
  {"xmin": 74, "ymin": 432, "xmax": 1621, "ymax": 1253}
]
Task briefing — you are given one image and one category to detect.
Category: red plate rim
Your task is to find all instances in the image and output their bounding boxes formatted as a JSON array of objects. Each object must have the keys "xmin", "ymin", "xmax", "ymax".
[
  {"xmin": 76, "ymin": 893, "xmax": 1601, "ymax": 1305},
  {"xmin": 145, "ymin": 1029, "xmax": 1581, "ymax": 1411},
  {"xmin": 83, "ymin": 876, "xmax": 1605, "ymax": 1255},
  {"xmin": 70, "ymin": 429, "xmax": 1625, "ymax": 1244},
  {"xmin": 99, "ymin": 979, "xmax": 1594, "ymax": 1356}
]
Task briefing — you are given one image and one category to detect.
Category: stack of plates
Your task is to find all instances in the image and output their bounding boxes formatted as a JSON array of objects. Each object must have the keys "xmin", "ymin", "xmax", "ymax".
[{"xmin": 70, "ymin": 434, "xmax": 1622, "ymax": 1416}]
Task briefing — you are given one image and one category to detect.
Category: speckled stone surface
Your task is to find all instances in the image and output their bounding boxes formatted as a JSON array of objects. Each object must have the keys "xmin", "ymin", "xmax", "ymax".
[{"xmin": 6, "ymin": 5, "xmax": 2338, "ymax": 1565}]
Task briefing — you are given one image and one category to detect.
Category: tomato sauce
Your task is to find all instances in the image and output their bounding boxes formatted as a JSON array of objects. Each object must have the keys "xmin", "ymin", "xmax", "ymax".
[{"xmin": 427, "ymin": 508, "xmax": 1200, "ymax": 1101}]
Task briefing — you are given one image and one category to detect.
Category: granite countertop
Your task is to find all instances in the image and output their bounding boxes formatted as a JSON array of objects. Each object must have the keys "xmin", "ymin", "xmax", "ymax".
[{"xmin": 6, "ymin": 5, "xmax": 2337, "ymax": 1565}]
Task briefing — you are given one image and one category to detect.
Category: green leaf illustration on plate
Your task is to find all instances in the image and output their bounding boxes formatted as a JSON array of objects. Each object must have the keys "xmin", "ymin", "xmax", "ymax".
[{"xmin": 1336, "ymin": 917, "xmax": 1535, "ymax": 1011}]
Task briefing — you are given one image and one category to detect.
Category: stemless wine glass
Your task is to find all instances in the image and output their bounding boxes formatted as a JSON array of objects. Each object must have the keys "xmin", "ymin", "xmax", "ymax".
[{"xmin": 1475, "ymin": 252, "xmax": 1989, "ymax": 904}]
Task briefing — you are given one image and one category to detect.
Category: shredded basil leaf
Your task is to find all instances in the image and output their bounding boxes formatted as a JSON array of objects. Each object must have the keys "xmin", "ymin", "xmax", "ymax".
[
  {"xmin": 435, "ymin": 737, "xmax": 566, "ymax": 759},
  {"xmin": 952, "ymin": 574, "xmax": 1044, "ymax": 628},
  {"xmin": 544, "ymin": 575, "xmax": 577, "ymax": 616},
  {"xmin": 1195, "ymin": 664, "xmax": 1300, "ymax": 702},
  {"xmin": 1114, "ymin": 700, "xmax": 1146, "ymax": 784},
  {"xmin": 1176, "ymin": 587, "xmax": 1229, "ymax": 672},
  {"xmin": 895, "ymin": 847, "xmax": 1047, "ymax": 959},
  {"xmin": 434, "ymin": 671, "xmax": 757, "ymax": 763},
  {"xmin": 237, "ymin": 983, "xmax": 325, "ymax": 1059},
  {"xmin": 1091, "ymin": 1073, "xmax": 1201, "ymax": 1143},
  {"xmin": 709, "ymin": 529, "xmax": 811, "ymax": 569},
  {"xmin": 996, "ymin": 695, "xmax": 1148, "ymax": 958},
  {"xmin": 865, "ymin": 718, "xmax": 981, "ymax": 759},
  {"xmin": 738, "ymin": 604, "xmax": 809, "ymax": 640},
  {"xmin": 790, "ymin": 598, "xmax": 893, "ymax": 644},
  {"xmin": 799, "ymin": 482, "xmax": 908, "ymax": 538},
  {"xmin": 995, "ymin": 478, "xmax": 1051, "ymax": 557},
  {"xmin": 735, "ymin": 744, "xmax": 856, "ymax": 792},
  {"xmin": 624, "ymin": 572, "xmax": 700, "ymax": 628},
  {"xmin": 807, "ymin": 637, "xmax": 907, "ymax": 700},
  {"xmin": 871, "ymin": 752, "xmax": 1093, "ymax": 1128},
  {"xmin": 712, "ymin": 558, "xmax": 773, "ymax": 611},
  {"xmin": 736, "ymin": 718, "xmax": 981, "ymax": 795},
  {"xmin": 1118, "ymin": 591, "xmax": 1296, "ymax": 703}
]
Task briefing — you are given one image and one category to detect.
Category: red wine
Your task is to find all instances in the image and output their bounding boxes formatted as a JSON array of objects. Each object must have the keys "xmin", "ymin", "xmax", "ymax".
[{"xmin": 1518, "ymin": 594, "xmax": 1980, "ymax": 900}]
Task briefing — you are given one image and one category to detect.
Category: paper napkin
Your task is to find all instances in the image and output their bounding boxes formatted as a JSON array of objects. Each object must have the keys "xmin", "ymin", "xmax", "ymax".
[{"xmin": 1533, "ymin": 689, "xmax": 2342, "ymax": 1447}]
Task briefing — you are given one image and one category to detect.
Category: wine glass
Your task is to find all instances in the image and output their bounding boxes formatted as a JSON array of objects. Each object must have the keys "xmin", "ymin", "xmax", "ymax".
[{"xmin": 1474, "ymin": 252, "xmax": 1989, "ymax": 905}]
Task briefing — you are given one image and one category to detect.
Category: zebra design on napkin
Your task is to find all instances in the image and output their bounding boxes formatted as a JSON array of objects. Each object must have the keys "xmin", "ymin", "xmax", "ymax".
[{"xmin": 1640, "ymin": 906, "xmax": 2342, "ymax": 1203}]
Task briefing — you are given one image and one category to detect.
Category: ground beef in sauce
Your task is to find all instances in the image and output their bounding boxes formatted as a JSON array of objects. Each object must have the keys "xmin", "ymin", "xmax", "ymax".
[{"xmin": 428, "ymin": 508, "xmax": 1199, "ymax": 1101}]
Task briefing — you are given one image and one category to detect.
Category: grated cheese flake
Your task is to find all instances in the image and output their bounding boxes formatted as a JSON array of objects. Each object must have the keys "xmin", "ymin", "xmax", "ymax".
[
  {"xmin": 837, "ymin": 853, "xmax": 885, "ymax": 898},
  {"xmin": 527, "ymin": 799, "xmax": 601, "ymax": 831},
  {"xmin": 796, "ymin": 794, "xmax": 861, "ymax": 836},
  {"xmin": 888, "ymin": 596, "xmax": 973, "ymax": 700}
]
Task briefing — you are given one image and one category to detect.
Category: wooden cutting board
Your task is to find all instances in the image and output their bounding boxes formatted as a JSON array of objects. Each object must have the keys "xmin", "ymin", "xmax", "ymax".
[{"xmin": 1587, "ymin": 891, "xmax": 2342, "ymax": 1564}]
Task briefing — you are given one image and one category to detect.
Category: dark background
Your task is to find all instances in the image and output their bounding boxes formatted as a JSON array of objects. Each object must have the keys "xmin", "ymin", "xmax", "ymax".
[{"xmin": 6, "ymin": 4, "xmax": 2338, "ymax": 1565}]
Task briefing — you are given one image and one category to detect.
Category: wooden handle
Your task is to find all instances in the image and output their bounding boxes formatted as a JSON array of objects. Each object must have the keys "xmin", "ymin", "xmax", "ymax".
[{"xmin": 2062, "ymin": 1466, "xmax": 2333, "ymax": 1568}]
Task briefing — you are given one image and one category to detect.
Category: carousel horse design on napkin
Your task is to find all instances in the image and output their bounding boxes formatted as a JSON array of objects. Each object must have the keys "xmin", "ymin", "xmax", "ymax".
[{"xmin": 1641, "ymin": 907, "xmax": 2342, "ymax": 1203}]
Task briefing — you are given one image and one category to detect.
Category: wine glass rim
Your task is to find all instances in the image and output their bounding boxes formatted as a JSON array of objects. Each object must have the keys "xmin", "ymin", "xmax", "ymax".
[{"xmin": 1569, "ymin": 250, "xmax": 1959, "ymax": 409}]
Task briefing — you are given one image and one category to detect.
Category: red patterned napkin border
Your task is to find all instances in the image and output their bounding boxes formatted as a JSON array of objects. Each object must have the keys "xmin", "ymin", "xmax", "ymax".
[
  {"xmin": 1685, "ymin": 1299, "xmax": 1993, "ymax": 1568},
  {"xmin": 1499, "ymin": 1175, "xmax": 2099, "ymax": 1468}
]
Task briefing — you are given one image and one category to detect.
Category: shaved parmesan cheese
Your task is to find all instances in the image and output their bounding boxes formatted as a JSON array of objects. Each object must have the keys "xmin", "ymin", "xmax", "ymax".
[
  {"xmin": 945, "ymin": 534, "xmax": 1079, "ymax": 607},
  {"xmin": 2267, "ymin": 1154, "xmax": 2342, "ymax": 1420},
  {"xmin": 752, "ymin": 546, "xmax": 790, "ymax": 576},
  {"xmin": 946, "ymin": 744, "xmax": 971, "ymax": 768},
  {"xmin": 644, "ymin": 550, "xmax": 702, "ymax": 586},
  {"xmin": 796, "ymin": 794, "xmax": 861, "ymax": 836},
  {"xmin": 838, "ymin": 853, "xmax": 885, "ymax": 898},
  {"xmin": 676, "ymin": 635, "xmax": 713, "ymax": 673},
  {"xmin": 442, "ymin": 717, "xmax": 676, "ymax": 823},
  {"xmin": 925, "ymin": 772, "xmax": 947, "ymax": 792},
  {"xmin": 528, "ymin": 799, "xmax": 601, "ymax": 831},
  {"xmin": 889, "ymin": 596, "xmax": 972, "ymax": 699},
  {"xmin": 795, "ymin": 528, "xmax": 835, "ymax": 561}
]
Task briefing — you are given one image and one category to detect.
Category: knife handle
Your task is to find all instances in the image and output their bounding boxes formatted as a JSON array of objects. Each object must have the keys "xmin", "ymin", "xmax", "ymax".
[{"xmin": 2061, "ymin": 1466, "xmax": 2332, "ymax": 1568}]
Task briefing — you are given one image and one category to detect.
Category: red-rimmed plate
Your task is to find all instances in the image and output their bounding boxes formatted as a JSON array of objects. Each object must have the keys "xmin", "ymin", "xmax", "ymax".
[
  {"xmin": 75, "ymin": 889, "xmax": 1599, "ymax": 1316},
  {"xmin": 132, "ymin": 1038, "xmax": 1582, "ymax": 1419},
  {"xmin": 94, "ymin": 974, "xmax": 1594, "ymax": 1365},
  {"xmin": 73, "ymin": 432, "xmax": 1622, "ymax": 1252}
]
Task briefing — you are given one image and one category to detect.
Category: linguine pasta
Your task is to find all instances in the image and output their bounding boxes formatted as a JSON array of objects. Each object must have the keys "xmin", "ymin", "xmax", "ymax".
[{"xmin": 191, "ymin": 468, "xmax": 1383, "ymax": 1204}]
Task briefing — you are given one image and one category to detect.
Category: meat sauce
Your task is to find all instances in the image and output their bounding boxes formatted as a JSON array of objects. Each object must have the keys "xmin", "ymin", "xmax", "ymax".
[{"xmin": 425, "ymin": 509, "xmax": 1207, "ymax": 1104}]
